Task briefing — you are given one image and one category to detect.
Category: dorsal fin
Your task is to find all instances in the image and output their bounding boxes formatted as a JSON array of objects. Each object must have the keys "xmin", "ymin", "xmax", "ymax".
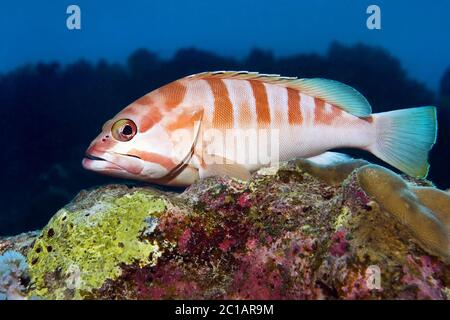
[{"xmin": 187, "ymin": 71, "xmax": 372, "ymax": 117}]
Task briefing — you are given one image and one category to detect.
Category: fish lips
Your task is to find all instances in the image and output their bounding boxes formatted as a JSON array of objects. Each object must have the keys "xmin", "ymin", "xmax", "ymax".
[{"xmin": 82, "ymin": 149, "xmax": 144, "ymax": 175}]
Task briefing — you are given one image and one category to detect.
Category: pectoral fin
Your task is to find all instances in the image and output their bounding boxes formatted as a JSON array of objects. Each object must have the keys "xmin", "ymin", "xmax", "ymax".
[{"xmin": 199, "ymin": 155, "xmax": 251, "ymax": 181}]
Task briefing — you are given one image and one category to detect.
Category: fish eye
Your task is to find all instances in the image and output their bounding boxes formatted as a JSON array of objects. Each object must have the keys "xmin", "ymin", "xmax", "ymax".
[{"xmin": 111, "ymin": 119, "xmax": 137, "ymax": 142}]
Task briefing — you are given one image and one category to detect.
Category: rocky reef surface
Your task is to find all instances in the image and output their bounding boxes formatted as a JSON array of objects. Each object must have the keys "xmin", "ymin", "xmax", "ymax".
[{"xmin": 1, "ymin": 159, "xmax": 449, "ymax": 300}]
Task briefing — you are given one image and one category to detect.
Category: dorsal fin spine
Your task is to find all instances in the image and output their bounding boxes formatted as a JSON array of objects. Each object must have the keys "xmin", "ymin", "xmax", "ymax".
[{"xmin": 186, "ymin": 71, "xmax": 372, "ymax": 117}]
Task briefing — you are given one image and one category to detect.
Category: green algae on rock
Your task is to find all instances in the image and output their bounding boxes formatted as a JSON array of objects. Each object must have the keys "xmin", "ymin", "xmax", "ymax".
[{"xmin": 27, "ymin": 185, "xmax": 167, "ymax": 299}]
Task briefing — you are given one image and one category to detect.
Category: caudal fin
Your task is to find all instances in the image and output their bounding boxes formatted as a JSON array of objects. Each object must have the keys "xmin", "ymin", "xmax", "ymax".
[{"xmin": 369, "ymin": 106, "xmax": 437, "ymax": 178}]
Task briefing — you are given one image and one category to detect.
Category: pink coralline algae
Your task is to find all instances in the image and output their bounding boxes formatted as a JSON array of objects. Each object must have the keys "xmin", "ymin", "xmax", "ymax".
[
  {"xmin": 401, "ymin": 255, "xmax": 446, "ymax": 299},
  {"xmin": 237, "ymin": 193, "xmax": 252, "ymax": 208},
  {"xmin": 177, "ymin": 229, "xmax": 192, "ymax": 254},
  {"xmin": 1, "ymin": 160, "xmax": 449, "ymax": 299},
  {"xmin": 329, "ymin": 230, "xmax": 349, "ymax": 257},
  {"xmin": 227, "ymin": 231, "xmax": 320, "ymax": 299}
]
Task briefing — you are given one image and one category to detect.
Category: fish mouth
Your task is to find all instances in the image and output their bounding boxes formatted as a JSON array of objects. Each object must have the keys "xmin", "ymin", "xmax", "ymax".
[
  {"xmin": 82, "ymin": 154, "xmax": 123, "ymax": 172},
  {"xmin": 82, "ymin": 149, "xmax": 143, "ymax": 175},
  {"xmin": 84, "ymin": 154, "xmax": 107, "ymax": 161}
]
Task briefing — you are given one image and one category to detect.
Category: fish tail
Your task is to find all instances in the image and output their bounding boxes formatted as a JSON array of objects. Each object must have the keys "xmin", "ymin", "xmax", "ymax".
[{"xmin": 369, "ymin": 106, "xmax": 437, "ymax": 178}]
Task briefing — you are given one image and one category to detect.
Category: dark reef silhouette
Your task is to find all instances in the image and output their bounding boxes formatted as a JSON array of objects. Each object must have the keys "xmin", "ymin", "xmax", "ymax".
[{"xmin": 0, "ymin": 42, "xmax": 449, "ymax": 236}]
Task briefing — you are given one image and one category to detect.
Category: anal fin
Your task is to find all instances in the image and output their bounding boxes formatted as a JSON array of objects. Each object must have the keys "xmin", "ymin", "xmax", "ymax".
[{"xmin": 306, "ymin": 152, "xmax": 353, "ymax": 166}]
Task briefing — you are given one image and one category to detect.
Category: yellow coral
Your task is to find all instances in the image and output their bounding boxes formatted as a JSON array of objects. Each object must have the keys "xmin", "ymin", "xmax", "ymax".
[
  {"xmin": 412, "ymin": 187, "xmax": 450, "ymax": 227},
  {"xmin": 356, "ymin": 165, "xmax": 450, "ymax": 263},
  {"xmin": 296, "ymin": 158, "xmax": 368, "ymax": 186},
  {"xmin": 27, "ymin": 188, "xmax": 166, "ymax": 299}
]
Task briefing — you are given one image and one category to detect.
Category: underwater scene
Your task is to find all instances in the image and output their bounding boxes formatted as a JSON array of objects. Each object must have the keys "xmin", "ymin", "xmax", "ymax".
[{"xmin": 1, "ymin": 0, "xmax": 450, "ymax": 302}]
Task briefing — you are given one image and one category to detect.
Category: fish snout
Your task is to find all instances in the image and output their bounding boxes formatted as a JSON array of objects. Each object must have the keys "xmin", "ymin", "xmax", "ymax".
[{"xmin": 88, "ymin": 132, "xmax": 118, "ymax": 151}]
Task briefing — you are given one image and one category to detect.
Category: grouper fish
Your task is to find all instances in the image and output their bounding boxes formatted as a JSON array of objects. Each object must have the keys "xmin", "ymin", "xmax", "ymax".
[{"xmin": 82, "ymin": 71, "xmax": 437, "ymax": 186}]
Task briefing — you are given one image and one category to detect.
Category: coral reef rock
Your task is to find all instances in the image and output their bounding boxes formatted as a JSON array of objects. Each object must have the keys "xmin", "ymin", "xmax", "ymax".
[{"xmin": 1, "ymin": 160, "xmax": 450, "ymax": 300}]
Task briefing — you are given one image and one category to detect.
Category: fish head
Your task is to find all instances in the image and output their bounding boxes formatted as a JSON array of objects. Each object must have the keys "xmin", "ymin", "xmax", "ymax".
[
  {"xmin": 82, "ymin": 90, "xmax": 203, "ymax": 183},
  {"xmin": 82, "ymin": 101, "xmax": 180, "ymax": 181}
]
